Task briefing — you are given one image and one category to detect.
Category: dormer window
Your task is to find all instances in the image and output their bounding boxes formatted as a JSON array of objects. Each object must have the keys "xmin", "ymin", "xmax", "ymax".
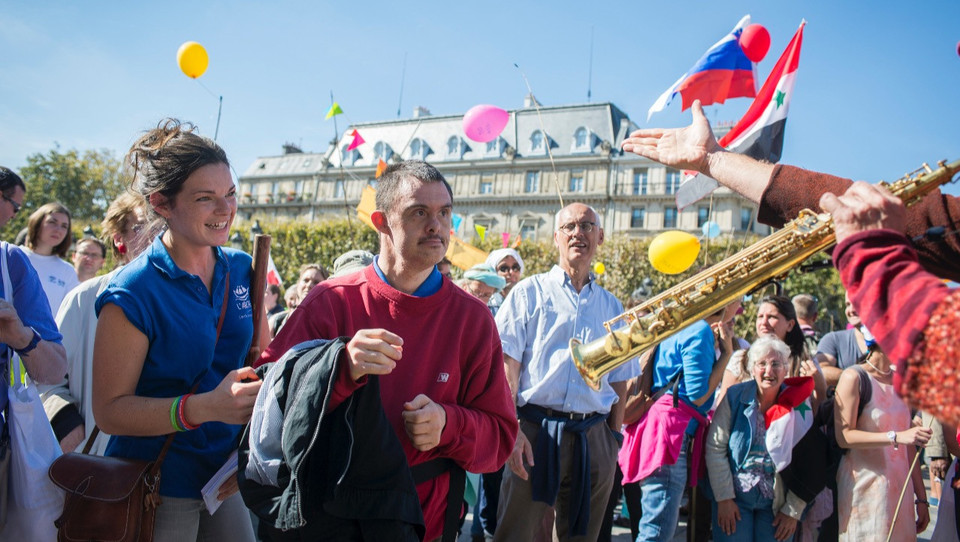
[
  {"xmin": 341, "ymin": 145, "xmax": 360, "ymax": 166},
  {"xmin": 571, "ymin": 126, "xmax": 595, "ymax": 153},
  {"xmin": 373, "ymin": 142, "xmax": 394, "ymax": 162},
  {"xmin": 447, "ymin": 136, "xmax": 468, "ymax": 159},
  {"xmin": 409, "ymin": 138, "xmax": 432, "ymax": 160},
  {"xmin": 530, "ymin": 130, "xmax": 545, "ymax": 154},
  {"xmin": 484, "ymin": 137, "xmax": 504, "ymax": 158}
]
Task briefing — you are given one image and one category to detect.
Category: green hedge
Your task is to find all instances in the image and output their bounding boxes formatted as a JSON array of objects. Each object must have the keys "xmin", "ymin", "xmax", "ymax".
[{"xmin": 231, "ymin": 218, "xmax": 849, "ymax": 341}]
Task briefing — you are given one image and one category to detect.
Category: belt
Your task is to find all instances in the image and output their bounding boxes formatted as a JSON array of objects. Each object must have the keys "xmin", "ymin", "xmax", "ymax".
[{"xmin": 524, "ymin": 403, "xmax": 599, "ymax": 422}]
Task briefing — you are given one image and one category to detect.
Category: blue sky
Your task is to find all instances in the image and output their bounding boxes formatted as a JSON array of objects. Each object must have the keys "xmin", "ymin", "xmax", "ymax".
[{"xmin": 2, "ymin": 1, "xmax": 959, "ymax": 196}]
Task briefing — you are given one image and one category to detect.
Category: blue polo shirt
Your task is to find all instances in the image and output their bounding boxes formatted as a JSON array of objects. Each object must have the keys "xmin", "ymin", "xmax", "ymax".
[
  {"xmin": 0, "ymin": 242, "xmax": 63, "ymax": 435},
  {"xmin": 95, "ymin": 236, "xmax": 254, "ymax": 498}
]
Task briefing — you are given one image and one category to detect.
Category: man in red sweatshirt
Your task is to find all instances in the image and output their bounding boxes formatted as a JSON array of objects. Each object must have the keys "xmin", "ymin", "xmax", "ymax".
[{"xmin": 256, "ymin": 160, "xmax": 518, "ymax": 542}]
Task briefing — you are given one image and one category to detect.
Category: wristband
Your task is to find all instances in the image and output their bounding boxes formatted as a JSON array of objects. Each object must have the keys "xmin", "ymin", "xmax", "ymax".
[
  {"xmin": 14, "ymin": 326, "xmax": 41, "ymax": 356},
  {"xmin": 170, "ymin": 396, "xmax": 185, "ymax": 432},
  {"xmin": 177, "ymin": 393, "xmax": 199, "ymax": 431},
  {"xmin": 916, "ymin": 498, "xmax": 929, "ymax": 506}
]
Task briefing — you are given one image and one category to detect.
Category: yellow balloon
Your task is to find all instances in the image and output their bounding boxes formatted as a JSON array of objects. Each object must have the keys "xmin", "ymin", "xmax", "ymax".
[
  {"xmin": 177, "ymin": 41, "xmax": 209, "ymax": 79},
  {"xmin": 593, "ymin": 262, "xmax": 606, "ymax": 275},
  {"xmin": 649, "ymin": 231, "xmax": 700, "ymax": 275}
]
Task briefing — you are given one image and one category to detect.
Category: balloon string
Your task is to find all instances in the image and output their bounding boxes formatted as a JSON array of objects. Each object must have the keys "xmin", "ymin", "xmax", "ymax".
[
  {"xmin": 514, "ymin": 63, "xmax": 563, "ymax": 210},
  {"xmin": 194, "ymin": 79, "xmax": 219, "ymax": 100}
]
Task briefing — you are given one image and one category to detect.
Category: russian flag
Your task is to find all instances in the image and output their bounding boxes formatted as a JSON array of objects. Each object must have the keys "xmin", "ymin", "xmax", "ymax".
[
  {"xmin": 647, "ymin": 15, "xmax": 757, "ymax": 121},
  {"xmin": 676, "ymin": 20, "xmax": 805, "ymax": 209}
]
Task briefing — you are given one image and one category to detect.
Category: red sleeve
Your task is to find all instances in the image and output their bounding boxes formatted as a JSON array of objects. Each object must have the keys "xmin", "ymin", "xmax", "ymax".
[
  {"xmin": 833, "ymin": 229, "xmax": 959, "ymax": 422},
  {"xmin": 434, "ymin": 306, "xmax": 518, "ymax": 474},
  {"xmin": 762, "ymin": 165, "xmax": 960, "ymax": 282}
]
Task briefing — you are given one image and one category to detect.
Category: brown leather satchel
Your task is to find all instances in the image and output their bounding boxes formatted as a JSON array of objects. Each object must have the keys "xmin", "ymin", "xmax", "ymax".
[{"xmin": 48, "ymin": 429, "xmax": 167, "ymax": 542}]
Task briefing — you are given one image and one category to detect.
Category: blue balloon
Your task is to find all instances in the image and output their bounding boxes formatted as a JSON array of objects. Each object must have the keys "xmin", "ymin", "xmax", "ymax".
[{"xmin": 702, "ymin": 221, "xmax": 721, "ymax": 239}]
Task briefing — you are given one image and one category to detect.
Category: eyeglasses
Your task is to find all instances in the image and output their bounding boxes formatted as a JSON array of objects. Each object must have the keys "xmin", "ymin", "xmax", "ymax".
[
  {"xmin": 2, "ymin": 195, "xmax": 21, "ymax": 214},
  {"xmin": 558, "ymin": 221, "xmax": 596, "ymax": 235},
  {"xmin": 754, "ymin": 361, "xmax": 786, "ymax": 371},
  {"xmin": 497, "ymin": 264, "xmax": 521, "ymax": 273}
]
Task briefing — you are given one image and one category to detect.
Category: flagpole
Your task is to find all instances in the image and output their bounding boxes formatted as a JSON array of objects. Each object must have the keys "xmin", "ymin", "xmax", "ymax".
[{"xmin": 330, "ymin": 91, "xmax": 353, "ymax": 230}]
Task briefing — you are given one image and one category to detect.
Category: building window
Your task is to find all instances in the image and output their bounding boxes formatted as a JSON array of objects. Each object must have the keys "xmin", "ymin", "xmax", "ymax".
[
  {"xmin": 530, "ymin": 130, "xmax": 545, "ymax": 154},
  {"xmin": 341, "ymin": 146, "xmax": 359, "ymax": 166},
  {"xmin": 409, "ymin": 138, "xmax": 431, "ymax": 160},
  {"xmin": 520, "ymin": 224, "xmax": 536, "ymax": 240},
  {"xmin": 631, "ymin": 207, "xmax": 646, "ymax": 228},
  {"xmin": 447, "ymin": 136, "xmax": 468, "ymax": 158},
  {"xmin": 664, "ymin": 206, "xmax": 677, "ymax": 229},
  {"xmin": 333, "ymin": 180, "xmax": 345, "ymax": 199},
  {"xmin": 525, "ymin": 171, "xmax": 540, "ymax": 193},
  {"xmin": 571, "ymin": 127, "xmax": 593, "ymax": 153},
  {"xmin": 271, "ymin": 182, "xmax": 279, "ymax": 199},
  {"xmin": 373, "ymin": 142, "xmax": 393, "ymax": 162},
  {"xmin": 569, "ymin": 171, "xmax": 584, "ymax": 192},
  {"xmin": 697, "ymin": 206, "xmax": 709, "ymax": 228},
  {"xmin": 485, "ymin": 138, "xmax": 503, "ymax": 157},
  {"xmin": 479, "ymin": 174, "xmax": 493, "ymax": 194},
  {"xmin": 633, "ymin": 169, "xmax": 648, "ymax": 195},
  {"xmin": 666, "ymin": 170, "xmax": 682, "ymax": 195},
  {"xmin": 741, "ymin": 208, "xmax": 753, "ymax": 231}
]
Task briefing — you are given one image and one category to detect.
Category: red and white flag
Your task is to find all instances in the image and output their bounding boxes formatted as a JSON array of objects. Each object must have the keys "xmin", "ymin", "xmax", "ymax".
[
  {"xmin": 677, "ymin": 20, "xmax": 806, "ymax": 209},
  {"xmin": 764, "ymin": 375, "xmax": 815, "ymax": 472},
  {"xmin": 266, "ymin": 254, "xmax": 283, "ymax": 287}
]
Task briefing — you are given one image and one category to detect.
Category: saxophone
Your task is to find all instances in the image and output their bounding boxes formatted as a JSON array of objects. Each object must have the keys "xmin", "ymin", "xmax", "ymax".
[{"xmin": 571, "ymin": 159, "xmax": 960, "ymax": 390}]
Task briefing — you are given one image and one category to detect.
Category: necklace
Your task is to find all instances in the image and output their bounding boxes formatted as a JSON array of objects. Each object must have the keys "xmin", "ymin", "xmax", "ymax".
[{"xmin": 864, "ymin": 357, "xmax": 892, "ymax": 376}]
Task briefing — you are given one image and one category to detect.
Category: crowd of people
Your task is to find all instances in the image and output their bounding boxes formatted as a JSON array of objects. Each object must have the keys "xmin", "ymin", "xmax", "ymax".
[{"xmin": 0, "ymin": 104, "xmax": 957, "ymax": 542}]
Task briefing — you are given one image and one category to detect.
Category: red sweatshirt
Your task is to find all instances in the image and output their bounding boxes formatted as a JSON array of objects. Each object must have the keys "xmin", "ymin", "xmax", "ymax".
[
  {"xmin": 258, "ymin": 266, "xmax": 518, "ymax": 541},
  {"xmin": 760, "ymin": 164, "xmax": 960, "ymax": 282},
  {"xmin": 834, "ymin": 229, "xmax": 960, "ymax": 425}
]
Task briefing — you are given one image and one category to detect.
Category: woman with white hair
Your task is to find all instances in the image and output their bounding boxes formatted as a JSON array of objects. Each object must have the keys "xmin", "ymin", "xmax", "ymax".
[
  {"xmin": 484, "ymin": 248, "xmax": 524, "ymax": 315},
  {"xmin": 706, "ymin": 335, "xmax": 821, "ymax": 542}
]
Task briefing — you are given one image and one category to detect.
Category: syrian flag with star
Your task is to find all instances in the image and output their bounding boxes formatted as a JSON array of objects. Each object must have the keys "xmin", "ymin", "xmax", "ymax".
[
  {"xmin": 676, "ymin": 20, "xmax": 805, "ymax": 209},
  {"xmin": 764, "ymin": 375, "xmax": 815, "ymax": 472}
]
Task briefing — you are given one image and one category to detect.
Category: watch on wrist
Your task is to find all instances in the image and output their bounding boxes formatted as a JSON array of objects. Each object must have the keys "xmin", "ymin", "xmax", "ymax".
[
  {"xmin": 886, "ymin": 430, "xmax": 898, "ymax": 449},
  {"xmin": 14, "ymin": 326, "xmax": 41, "ymax": 356}
]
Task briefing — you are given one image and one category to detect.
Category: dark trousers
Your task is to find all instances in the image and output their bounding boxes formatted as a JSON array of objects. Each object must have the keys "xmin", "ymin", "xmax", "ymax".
[{"xmin": 598, "ymin": 464, "xmax": 624, "ymax": 542}]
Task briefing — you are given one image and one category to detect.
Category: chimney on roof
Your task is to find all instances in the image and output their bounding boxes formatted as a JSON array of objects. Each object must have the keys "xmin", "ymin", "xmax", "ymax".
[
  {"xmin": 282, "ymin": 142, "xmax": 303, "ymax": 155},
  {"xmin": 413, "ymin": 106, "xmax": 431, "ymax": 118},
  {"xmin": 523, "ymin": 93, "xmax": 540, "ymax": 108}
]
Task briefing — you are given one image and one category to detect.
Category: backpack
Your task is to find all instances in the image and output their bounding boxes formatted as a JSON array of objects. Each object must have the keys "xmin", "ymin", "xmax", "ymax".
[{"xmin": 817, "ymin": 364, "xmax": 872, "ymax": 467}]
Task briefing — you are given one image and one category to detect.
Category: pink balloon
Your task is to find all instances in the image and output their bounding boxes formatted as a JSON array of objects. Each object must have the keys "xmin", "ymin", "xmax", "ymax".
[
  {"xmin": 463, "ymin": 104, "xmax": 509, "ymax": 143},
  {"xmin": 957, "ymin": 40, "xmax": 960, "ymax": 57},
  {"xmin": 739, "ymin": 24, "xmax": 771, "ymax": 63}
]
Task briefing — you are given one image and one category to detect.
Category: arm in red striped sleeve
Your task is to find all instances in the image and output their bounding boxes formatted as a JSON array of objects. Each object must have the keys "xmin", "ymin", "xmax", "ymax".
[{"xmin": 834, "ymin": 229, "xmax": 958, "ymax": 422}]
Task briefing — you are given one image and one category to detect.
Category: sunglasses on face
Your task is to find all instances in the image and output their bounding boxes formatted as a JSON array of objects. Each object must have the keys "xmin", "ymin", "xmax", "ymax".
[
  {"xmin": 3, "ymin": 194, "xmax": 21, "ymax": 214},
  {"xmin": 497, "ymin": 264, "xmax": 521, "ymax": 273}
]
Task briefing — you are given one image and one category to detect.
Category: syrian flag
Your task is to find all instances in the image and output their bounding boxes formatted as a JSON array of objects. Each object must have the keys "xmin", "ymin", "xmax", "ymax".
[
  {"xmin": 764, "ymin": 375, "xmax": 815, "ymax": 472},
  {"xmin": 676, "ymin": 20, "xmax": 806, "ymax": 209},
  {"xmin": 266, "ymin": 254, "xmax": 283, "ymax": 287}
]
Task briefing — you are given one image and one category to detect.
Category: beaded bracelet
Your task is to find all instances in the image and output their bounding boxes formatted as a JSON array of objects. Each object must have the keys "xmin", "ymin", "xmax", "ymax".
[
  {"xmin": 170, "ymin": 396, "xmax": 186, "ymax": 432},
  {"xmin": 177, "ymin": 393, "xmax": 199, "ymax": 431}
]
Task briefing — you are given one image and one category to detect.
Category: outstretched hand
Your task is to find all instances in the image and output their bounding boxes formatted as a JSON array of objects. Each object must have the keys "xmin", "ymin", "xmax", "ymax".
[{"xmin": 621, "ymin": 100, "xmax": 722, "ymax": 173}]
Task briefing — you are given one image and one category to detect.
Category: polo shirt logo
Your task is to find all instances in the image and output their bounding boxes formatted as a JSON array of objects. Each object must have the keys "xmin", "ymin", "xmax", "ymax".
[
  {"xmin": 234, "ymin": 285, "xmax": 252, "ymax": 311},
  {"xmin": 437, "ymin": 372, "xmax": 449, "ymax": 383}
]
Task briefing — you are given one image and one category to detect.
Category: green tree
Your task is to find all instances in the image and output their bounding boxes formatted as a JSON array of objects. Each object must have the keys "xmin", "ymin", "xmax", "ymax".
[{"xmin": 12, "ymin": 146, "xmax": 126, "ymax": 234}]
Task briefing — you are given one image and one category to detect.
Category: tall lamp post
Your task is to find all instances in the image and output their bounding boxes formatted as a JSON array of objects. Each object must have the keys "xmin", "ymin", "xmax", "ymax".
[
  {"xmin": 82, "ymin": 225, "xmax": 96, "ymax": 238},
  {"xmin": 229, "ymin": 231, "xmax": 244, "ymax": 251}
]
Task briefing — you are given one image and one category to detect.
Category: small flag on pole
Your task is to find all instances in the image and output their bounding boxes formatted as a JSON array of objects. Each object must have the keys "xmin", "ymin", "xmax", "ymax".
[
  {"xmin": 375, "ymin": 159, "xmax": 388, "ymax": 178},
  {"xmin": 325, "ymin": 102, "xmax": 343, "ymax": 120},
  {"xmin": 347, "ymin": 130, "xmax": 365, "ymax": 151},
  {"xmin": 475, "ymin": 224, "xmax": 487, "ymax": 242},
  {"xmin": 501, "ymin": 232, "xmax": 510, "ymax": 248}
]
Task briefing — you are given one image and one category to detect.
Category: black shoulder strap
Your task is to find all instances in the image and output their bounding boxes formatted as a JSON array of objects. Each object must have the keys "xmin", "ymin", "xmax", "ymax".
[{"xmin": 851, "ymin": 365, "xmax": 872, "ymax": 418}]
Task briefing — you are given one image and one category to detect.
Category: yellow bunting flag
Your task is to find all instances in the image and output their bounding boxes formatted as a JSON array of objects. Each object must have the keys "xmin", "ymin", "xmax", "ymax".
[
  {"xmin": 356, "ymin": 185, "xmax": 377, "ymax": 229},
  {"xmin": 474, "ymin": 224, "xmax": 486, "ymax": 241},
  {"xmin": 375, "ymin": 159, "xmax": 388, "ymax": 178},
  {"xmin": 446, "ymin": 235, "xmax": 488, "ymax": 270},
  {"xmin": 325, "ymin": 102, "xmax": 343, "ymax": 120}
]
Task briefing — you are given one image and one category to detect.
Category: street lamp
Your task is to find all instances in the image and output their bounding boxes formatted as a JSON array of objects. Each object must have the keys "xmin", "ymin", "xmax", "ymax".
[
  {"xmin": 250, "ymin": 219, "xmax": 263, "ymax": 244},
  {"xmin": 82, "ymin": 225, "xmax": 96, "ymax": 238},
  {"xmin": 229, "ymin": 231, "xmax": 244, "ymax": 250}
]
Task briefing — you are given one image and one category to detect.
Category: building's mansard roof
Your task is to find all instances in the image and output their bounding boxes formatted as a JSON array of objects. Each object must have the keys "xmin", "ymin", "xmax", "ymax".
[{"xmin": 241, "ymin": 102, "xmax": 640, "ymax": 178}]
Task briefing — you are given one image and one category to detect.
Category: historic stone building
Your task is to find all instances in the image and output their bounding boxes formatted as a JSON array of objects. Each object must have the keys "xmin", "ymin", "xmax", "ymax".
[{"xmin": 237, "ymin": 97, "xmax": 769, "ymax": 240}]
